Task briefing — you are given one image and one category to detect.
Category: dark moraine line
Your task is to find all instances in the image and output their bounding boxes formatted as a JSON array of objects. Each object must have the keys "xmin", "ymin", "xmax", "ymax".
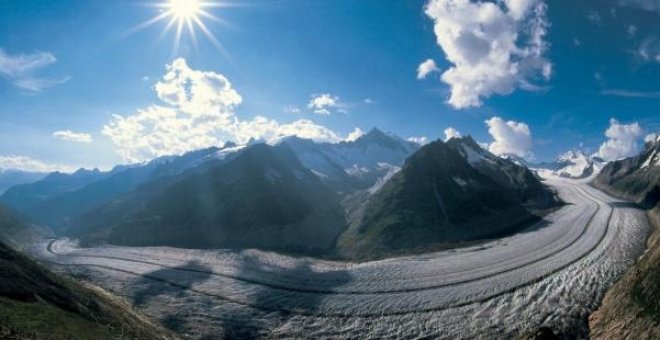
[
  {"xmin": 46, "ymin": 185, "xmax": 609, "ymax": 297},
  {"xmin": 40, "ymin": 187, "xmax": 623, "ymax": 317}
]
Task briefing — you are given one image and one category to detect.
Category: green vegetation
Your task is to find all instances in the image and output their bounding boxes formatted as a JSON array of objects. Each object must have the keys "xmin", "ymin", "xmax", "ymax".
[
  {"xmin": 0, "ymin": 204, "xmax": 176, "ymax": 340},
  {"xmin": 0, "ymin": 297, "xmax": 120, "ymax": 340}
]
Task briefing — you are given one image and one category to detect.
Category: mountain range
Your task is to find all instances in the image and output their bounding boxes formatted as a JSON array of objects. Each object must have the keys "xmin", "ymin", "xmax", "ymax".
[
  {"xmin": 1, "ymin": 129, "xmax": 558, "ymax": 259},
  {"xmin": 532, "ymin": 150, "xmax": 604, "ymax": 179},
  {"xmin": 0, "ymin": 144, "xmax": 240, "ymax": 232}
]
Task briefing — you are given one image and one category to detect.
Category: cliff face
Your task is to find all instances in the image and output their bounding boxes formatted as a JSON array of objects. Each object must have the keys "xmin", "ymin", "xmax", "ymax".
[{"xmin": 589, "ymin": 205, "xmax": 660, "ymax": 339}]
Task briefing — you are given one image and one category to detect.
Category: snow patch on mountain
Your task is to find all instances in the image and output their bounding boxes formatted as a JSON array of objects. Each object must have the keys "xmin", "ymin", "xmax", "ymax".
[
  {"xmin": 536, "ymin": 150, "xmax": 605, "ymax": 179},
  {"xmin": 276, "ymin": 128, "xmax": 419, "ymax": 191}
]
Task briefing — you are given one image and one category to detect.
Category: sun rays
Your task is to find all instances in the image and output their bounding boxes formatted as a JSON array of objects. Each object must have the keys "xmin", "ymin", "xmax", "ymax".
[{"xmin": 131, "ymin": 0, "xmax": 232, "ymax": 54}]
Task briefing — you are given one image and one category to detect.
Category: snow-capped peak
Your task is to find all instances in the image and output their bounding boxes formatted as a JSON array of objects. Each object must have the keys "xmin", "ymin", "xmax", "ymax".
[{"xmin": 551, "ymin": 149, "xmax": 603, "ymax": 179}]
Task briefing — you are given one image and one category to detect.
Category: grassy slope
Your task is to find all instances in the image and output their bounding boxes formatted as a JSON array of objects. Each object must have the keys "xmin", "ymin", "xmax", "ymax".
[
  {"xmin": 0, "ymin": 204, "xmax": 177, "ymax": 340},
  {"xmin": 0, "ymin": 241, "xmax": 178, "ymax": 339},
  {"xmin": 589, "ymin": 204, "xmax": 660, "ymax": 339}
]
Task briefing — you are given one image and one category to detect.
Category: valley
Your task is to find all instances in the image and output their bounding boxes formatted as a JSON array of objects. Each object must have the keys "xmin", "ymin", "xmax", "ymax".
[{"xmin": 34, "ymin": 175, "xmax": 649, "ymax": 338}]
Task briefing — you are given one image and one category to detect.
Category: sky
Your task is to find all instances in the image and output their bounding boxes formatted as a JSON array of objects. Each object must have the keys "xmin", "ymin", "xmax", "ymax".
[{"xmin": 0, "ymin": 0, "xmax": 659, "ymax": 171}]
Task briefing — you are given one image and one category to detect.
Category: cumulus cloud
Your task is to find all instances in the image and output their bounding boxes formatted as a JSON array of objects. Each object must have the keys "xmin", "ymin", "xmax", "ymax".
[
  {"xmin": 0, "ymin": 155, "xmax": 73, "ymax": 173},
  {"xmin": 0, "ymin": 49, "xmax": 70, "ymax": 92},
  {"xmin": 485, "ymin": 116, "xmax": 533, "ymax": 158},
  {"xmin": 53, "ymin": 130, "xmax": 93, "ymax": 143},
  {"xmin": 417, "ymin": 59, "xmax": 440, "ymax": 79},
  {"xmin": 424, "ymin": 0, "xmax": 551, "ymax": 109},
  {"xmin": 444, "ymin": 127, "xmax": 462, "ymax": 141},
  {"xmin": 307, "ymin": 93, "xmax": 340, "ymax": 115},
  {"xmin": 103, "ymin": 58, "xmax": 344, "ymax": 163},
  {"xmin": 597, "ymin": 118, "xmax": 643, "ymax": 161},
  {"xmin": 346, "ymin": 127, "xmax": 365, "ymax": 142}
]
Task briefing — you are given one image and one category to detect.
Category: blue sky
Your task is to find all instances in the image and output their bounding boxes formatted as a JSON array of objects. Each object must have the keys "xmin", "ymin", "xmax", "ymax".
[{"xmin": 0, "ymin": 0, "xmax": 659, "ymax": 171}]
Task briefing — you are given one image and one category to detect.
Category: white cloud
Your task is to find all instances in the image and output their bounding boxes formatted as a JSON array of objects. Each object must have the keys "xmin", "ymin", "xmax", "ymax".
[
  {"xmin": 444, "ymin": 127, "xmax": 462, "ymax": 141},
  {"xmin": 346, "ymin": 127, "xmax": 365, "ymax": 142},
  {"xmin": 485, "ymin": 116, "xmax": 533, "ymax": 158},
  {"xmin": 597, "ymin": 118, "xmax": 643, "ymax": 161},
  {"xmin": 307, "ymin": 93, "xmax": 340, "ymax": 115},
  {"xmin": 53, "ymin": 130, "xmax": 93, "ymax": 143},
  {"xmin": 0, "ymin": 155, "xmax": 74, "ymax": 173},
  {"xmin": 408, "ymin": 136, "xmax": 429, "ymax": 145},
  {"xmin": 424, "ymin": 0, "xmax": 551, "ymax": 109},
  {"xmin": 417, "ymin": 59, "xmax": 440, "ymax": 79},
  {"xmin": 227, "ymin": 117, "xmax": 343, "ymax": 144},
  {"xmin": 103, "ymin": 58, "xmax": 344, "ymax": 163},
  {"xmin": 627, "ymin": 24, "xmax": 638, "ymax": 38},
  {"xmin": 0, "ymin": 49, "xmax": 69, "ymax": 92}
]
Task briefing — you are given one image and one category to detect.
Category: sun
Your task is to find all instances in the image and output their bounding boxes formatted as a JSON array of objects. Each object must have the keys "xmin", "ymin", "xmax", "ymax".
[
  {"xmin": 167, "ymin": 0, "xmax": 202, "ymax": 21},
  {"xmin": 131, "ymin": 0, "xmax": 231, "ymax": 54}
]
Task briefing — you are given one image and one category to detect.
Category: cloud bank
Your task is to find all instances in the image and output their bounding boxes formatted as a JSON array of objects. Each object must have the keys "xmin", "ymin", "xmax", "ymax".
[
  {"xmin": 0, "ymin": 155, "xmax": 73, "ymax": 173},
  {"xmin": 103, "ymin": 59, "xmax": 349, "ymax": 163},
  {"xmin": 597, "ymin": 118, "xmax": 643, "ymax": 161},
  {"xmin": 424, "ymin": 0, "xmax": 551, "ymax": 108},
  {"xmin": 485, "ymin": 116, "xmax": 533, "ymax": 158}
]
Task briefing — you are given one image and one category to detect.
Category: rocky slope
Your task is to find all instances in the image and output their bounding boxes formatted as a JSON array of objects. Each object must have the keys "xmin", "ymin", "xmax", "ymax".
[
  {"xmin": 589, "ymin": 135, "xmax": 660, "ymax": 338},
  {"xmin": 278, "ymin": 128, "xmax": 419, "ymax": 194},
  {"xmin": 338, "ymin": 139, "xmax": 556, "ymax": 260},
  {"xmin": 593, "ymin": 135, "xmax": 660, "ymax": 205},
  {"xmin": 446, "ymin": 136, "xmax": 557, "ymax": 208},
  {"xmin": 589, "ymin": 204, "xmax": 660, "ymax": 339}
]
